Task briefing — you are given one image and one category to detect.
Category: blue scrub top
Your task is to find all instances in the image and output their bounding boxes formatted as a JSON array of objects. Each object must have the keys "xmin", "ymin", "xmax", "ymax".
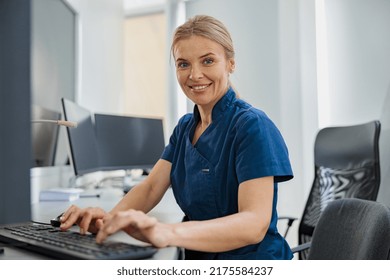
[{"xmin": 161, "ymin": 87, "xmax": 293, "ymax": 260}]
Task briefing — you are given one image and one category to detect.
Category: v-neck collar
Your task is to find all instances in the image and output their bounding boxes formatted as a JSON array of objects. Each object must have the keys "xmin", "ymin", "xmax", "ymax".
[{"xmin": 192, "ymin": 87, "xmax": 236, "ymax": 124}]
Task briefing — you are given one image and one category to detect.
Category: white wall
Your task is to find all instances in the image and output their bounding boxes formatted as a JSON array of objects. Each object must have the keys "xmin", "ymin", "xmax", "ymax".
[
  {"xmin": 65, "ymin": 0, "xmax": 125, "ymax": 114},
  {"xmin": 321, "ymin": 0, "xmax": 390, "ymax": 127}
]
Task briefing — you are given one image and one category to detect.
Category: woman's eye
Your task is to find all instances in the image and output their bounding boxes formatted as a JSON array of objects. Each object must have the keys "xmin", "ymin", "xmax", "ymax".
[
  {"xmin": 203, "ymin": 58, "xmax": 214, "ymax": 65},
  {"xmin": 177, "ymin": 61, "xmax": 189, "ymax": 68}
]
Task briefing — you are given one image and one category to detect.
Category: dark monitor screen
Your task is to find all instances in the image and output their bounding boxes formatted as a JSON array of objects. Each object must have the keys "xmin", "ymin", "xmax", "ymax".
[
  {"xmin": 61, "ymin": 98, "xmax": 100, "ymax": 176},
  {"xmin": 94, "ymin": 113, "xmax": 165, "ymax": 171}
]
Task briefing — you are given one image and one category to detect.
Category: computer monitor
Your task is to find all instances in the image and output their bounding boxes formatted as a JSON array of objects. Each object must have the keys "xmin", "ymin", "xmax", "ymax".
[
  {"xmin": 94, "ymin": 113, "xmax": 165, "ymax": 172},
  {"xmin": 62, "ymin": 98, "xmax": 166, "ymax": 177},
  {"xmin": 61, "ymin": 98, "xmax": 100, "ymax": 176},
  {"xmin": 31, "ymin": 105, "xmax": 61, "ymax": 167}
]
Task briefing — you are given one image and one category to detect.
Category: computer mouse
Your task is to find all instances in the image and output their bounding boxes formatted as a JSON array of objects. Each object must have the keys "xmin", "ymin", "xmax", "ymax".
[{"xmin": 50, "ymin": 213, "xmax": 63, "ymax": 227}]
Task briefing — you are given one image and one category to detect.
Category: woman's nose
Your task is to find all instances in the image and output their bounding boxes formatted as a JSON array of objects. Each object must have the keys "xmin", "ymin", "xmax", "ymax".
[{"xmin": 189, "ymin": 65, "xmax": 203, "ymax": 80}]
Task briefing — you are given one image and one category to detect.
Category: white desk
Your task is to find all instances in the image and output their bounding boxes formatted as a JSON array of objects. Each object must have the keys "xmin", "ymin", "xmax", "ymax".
[{"xmin": 0, "ymin": 186, "xmax": 184, "ymax": 260}]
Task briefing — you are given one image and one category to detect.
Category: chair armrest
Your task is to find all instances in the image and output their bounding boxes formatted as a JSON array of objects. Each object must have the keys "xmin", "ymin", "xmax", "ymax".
[
  {"xmin": 291, "ymin": 242, "xmax": 311, "ymax": 254},
  {"xmin": 278, "ymin": 216, "xmax": 298, "ymax": 226},
  {"xmin": 278, "ymin": 216, "xmax": 298, "ymax": 238}
]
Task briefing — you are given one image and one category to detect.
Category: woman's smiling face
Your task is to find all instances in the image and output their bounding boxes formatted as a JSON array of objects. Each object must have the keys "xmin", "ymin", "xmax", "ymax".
[{"xmin": 173, "ymin": 35, "xmax": 235, "ymax": 109}]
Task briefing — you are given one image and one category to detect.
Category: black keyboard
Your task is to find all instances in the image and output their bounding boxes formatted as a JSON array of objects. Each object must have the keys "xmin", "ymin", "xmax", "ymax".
[{"xmin": 0, "ymin": 222, "xmax": 157, "ymax": 260}]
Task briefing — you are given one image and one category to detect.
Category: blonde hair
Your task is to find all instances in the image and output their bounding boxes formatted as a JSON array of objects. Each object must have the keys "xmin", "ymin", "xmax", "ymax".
[{"xmin": 171, "ymin": 15, "xmax": 235, "ymax": 60}]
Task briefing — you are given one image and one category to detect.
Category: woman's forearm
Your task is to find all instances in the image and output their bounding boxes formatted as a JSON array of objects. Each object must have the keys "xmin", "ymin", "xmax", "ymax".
[
  {"xmin": 166, "ymin": 211, "xmax": 269, "ymax": 252},
  {"xmin": 110, "ymin": 159, "xmax": 172, "ymax": 215},
  {"xmin": 110, "ymin": 183, "xmax": 161, "ymax": 214}
]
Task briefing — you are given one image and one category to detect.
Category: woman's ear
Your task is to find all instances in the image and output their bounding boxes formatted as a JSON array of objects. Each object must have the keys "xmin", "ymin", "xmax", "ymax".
[{"xmin": 229, "ymin": 59, "xmax": 236, "ymax": 73}]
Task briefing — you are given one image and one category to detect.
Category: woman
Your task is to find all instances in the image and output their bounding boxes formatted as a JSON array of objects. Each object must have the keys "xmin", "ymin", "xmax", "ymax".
[{"xmin": 60, "ymin": 15, "xmax": 294, "ymax": 260}]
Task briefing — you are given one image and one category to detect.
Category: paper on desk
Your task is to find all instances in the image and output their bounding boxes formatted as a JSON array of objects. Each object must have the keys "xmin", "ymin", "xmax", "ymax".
[{"xmin": 39, "ymin": 188, "xmax": 84, "ymax": 201}]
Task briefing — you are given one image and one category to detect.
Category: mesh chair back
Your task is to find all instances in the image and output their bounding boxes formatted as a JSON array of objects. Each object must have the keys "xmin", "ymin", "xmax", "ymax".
[
  {"xmin": 298, "ymin": 120, "xmax": 381, "ymax": 259},
  {"xmin": 308, "ymin": 198, "xmax": 390, "ymax": 260}
]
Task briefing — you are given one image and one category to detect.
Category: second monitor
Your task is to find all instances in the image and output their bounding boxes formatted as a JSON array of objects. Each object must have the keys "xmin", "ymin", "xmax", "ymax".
[{"xmin": 94, "ymin": 113, "xmax": 165, "ymax": 173}]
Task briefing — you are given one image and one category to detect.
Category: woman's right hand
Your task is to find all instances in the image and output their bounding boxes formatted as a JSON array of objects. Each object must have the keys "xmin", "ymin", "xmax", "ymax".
[{"xmin": 59, "ymin": 205, "xmax": 110, "ymax": 235}]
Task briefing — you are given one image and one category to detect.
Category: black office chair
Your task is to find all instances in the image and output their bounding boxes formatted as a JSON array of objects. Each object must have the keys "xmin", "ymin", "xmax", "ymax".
[
  {"xmin": 293, "ymin": 198, "xmax": 390, "ymax": 260},
  {"xmin": 280, "ymin": 120, "xmax": 381, "ymax": 259}
]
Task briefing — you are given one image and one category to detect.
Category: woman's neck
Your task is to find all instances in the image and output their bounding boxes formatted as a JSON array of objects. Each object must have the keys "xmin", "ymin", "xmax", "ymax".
[{"xmin": 197, "ymin": 106, "xmax": 212, "ymax": 128}]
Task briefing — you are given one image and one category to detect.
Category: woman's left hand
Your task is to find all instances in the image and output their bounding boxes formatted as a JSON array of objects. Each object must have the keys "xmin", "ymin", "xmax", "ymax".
[{"xmin": 95, "ymin": 209, "xmax": 172, "ymax": 248}]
